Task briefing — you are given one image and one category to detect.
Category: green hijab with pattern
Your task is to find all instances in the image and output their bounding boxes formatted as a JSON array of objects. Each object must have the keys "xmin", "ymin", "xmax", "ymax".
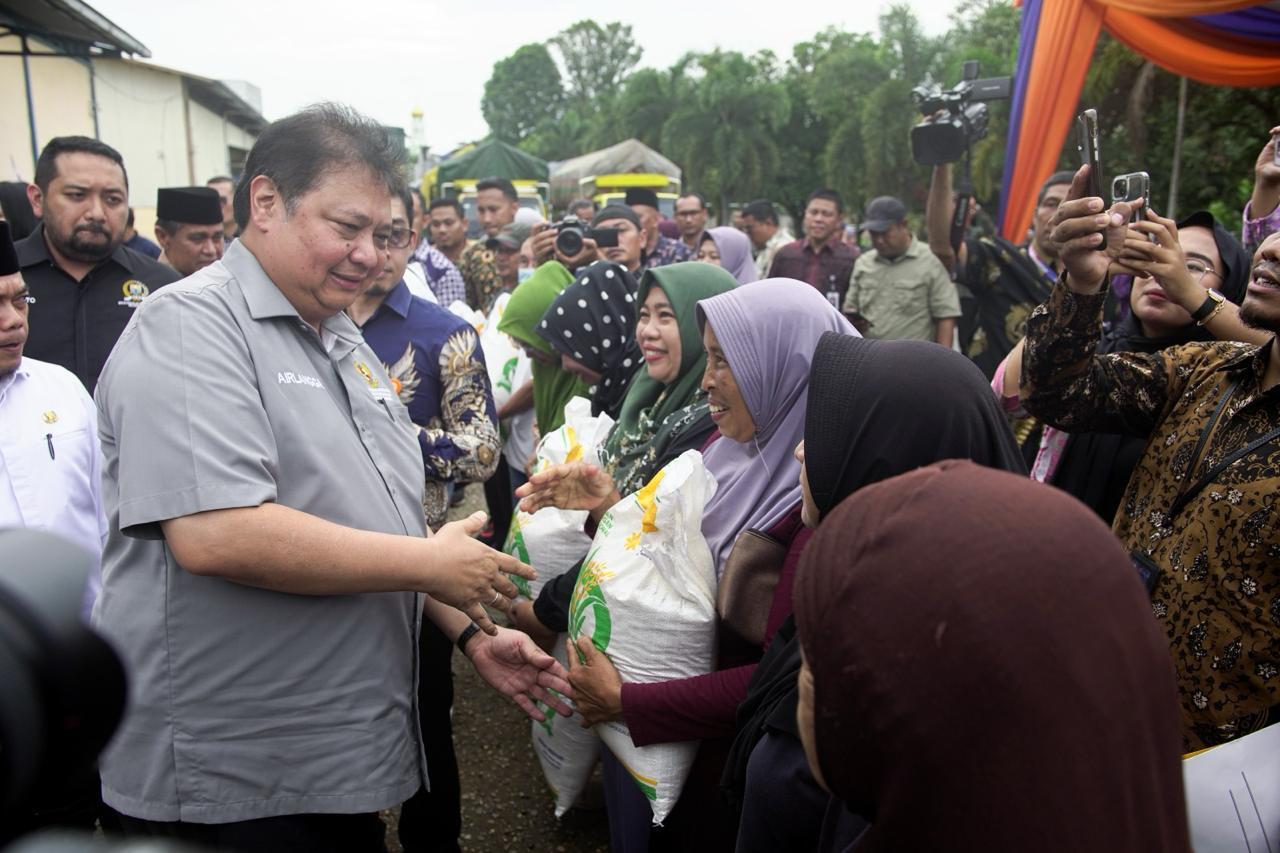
[
  {"xmin": 601, "ymin": 262, "xmax": 739, "ymax": 495},
  {"xmin": 498, "ymin": 261, "xmax": 589, "ymax": 433}
]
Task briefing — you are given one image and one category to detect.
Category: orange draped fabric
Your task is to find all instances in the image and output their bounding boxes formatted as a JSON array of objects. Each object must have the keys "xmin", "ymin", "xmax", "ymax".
[
  {"xmin": 1094, "ymin": 0, "xmax": 1259, "ymax": 16},
  {"xmin": 1001, "ymin": 0, "xmax": 1280, "ymax": 243}
]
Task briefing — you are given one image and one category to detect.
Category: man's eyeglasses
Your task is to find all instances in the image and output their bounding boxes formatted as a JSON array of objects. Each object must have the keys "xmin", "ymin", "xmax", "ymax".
[
  {"xmin": 387, "ymin": 227, "xmax": 415, "ymax": 250},
  {"xmin": 1185, "ymin": 259, "xmax": 1219, "ymax": 283}
]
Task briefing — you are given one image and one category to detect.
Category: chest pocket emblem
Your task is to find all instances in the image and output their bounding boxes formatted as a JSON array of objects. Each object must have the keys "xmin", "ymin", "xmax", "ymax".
[
  {"xmin": 42, "ymin": 410, "xmax": 57, "ymax": 424},
  {"xmin": 354, "ymin": 360, "xmax": 379, "ymax": 387},
  {"xmin": 120, "ymin": 280, "xmax": 149, "ymax": 306}
]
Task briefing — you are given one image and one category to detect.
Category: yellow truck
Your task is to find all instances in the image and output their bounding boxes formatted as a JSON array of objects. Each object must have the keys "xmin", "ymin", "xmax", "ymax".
[
  {"xmin": 548, "ymin": 139, "xmax": 683, "ymax": 217},
  {"xmin": 582, "ymin": 172, "xmax": 680, "ymax": 219}
]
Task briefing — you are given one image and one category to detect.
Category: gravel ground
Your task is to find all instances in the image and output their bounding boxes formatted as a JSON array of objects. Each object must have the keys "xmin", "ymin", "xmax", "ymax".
[{"xmin": 382, "ymin": 484, "xmax": 611, "ymax": 853}]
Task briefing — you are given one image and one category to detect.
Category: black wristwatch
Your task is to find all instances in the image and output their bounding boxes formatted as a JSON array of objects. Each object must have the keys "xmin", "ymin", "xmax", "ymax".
[
  {"xmin": 1190, "ymin": 288, "xmax": 1225, "ymax": 325},
  {"xmin": 455, "ymin": 622, "xmax": 483, "ymax": 654}
]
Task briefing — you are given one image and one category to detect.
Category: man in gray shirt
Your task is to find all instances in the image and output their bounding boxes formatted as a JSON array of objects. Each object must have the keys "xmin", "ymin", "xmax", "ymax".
[{"xmin": 93, "ymin": 104, "xmax": 568, "ymax": 852}]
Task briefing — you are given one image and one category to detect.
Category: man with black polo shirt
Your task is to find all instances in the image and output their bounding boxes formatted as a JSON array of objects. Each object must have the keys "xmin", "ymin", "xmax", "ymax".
[
  {"xmin": 154, "ymin": 186, "xmax": 226, "ymax": 278},
  {"xmin": 17, "ymin": 137, "xmax": 178, "ymax": 391}
]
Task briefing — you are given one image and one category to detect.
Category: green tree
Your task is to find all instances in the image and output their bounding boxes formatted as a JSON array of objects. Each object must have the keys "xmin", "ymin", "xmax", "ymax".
[
  {"xmin": 481, "ymin": 43, "xmax": 565, "ymax": 143},
  {"xmin": 662, "ymin": 51, "xmax": 790, "ymax": 217},
  {"xmin": 550, "ymin": 20, "xmax": 643, "ymax": 107}
]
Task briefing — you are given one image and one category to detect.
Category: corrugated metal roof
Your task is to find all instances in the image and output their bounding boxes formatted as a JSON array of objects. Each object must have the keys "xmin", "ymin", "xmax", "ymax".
[{"xmin": 0, "ymin": 0, "xmax": 149, "ymax": 57}]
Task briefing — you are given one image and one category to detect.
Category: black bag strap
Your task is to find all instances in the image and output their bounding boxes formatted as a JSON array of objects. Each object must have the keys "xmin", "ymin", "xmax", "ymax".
[{"xmin": 1168, "ymin": 380, "xmax": 1280, "ymax": 518}]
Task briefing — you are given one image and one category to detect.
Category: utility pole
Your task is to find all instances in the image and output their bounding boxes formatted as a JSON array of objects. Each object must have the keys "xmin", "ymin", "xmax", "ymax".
[{"xmin": 1168, "ymin": 76, "xmax": 1188, "ymax": 219}]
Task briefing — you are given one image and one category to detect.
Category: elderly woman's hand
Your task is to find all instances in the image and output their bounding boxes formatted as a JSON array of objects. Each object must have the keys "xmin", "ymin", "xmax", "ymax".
[
  {"xmin": 516, "ymin": 461, "xmax": 620, "ymax": 515},
  {"xmin": 565, "ymin": 635, "xmax": 624, "ymax": 727}
]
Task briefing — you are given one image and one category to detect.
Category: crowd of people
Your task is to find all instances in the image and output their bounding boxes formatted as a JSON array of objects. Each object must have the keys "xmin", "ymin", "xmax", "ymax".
[{"xmin": 1, "ymin": 97, "xmax": 1279, "ymax": 853}]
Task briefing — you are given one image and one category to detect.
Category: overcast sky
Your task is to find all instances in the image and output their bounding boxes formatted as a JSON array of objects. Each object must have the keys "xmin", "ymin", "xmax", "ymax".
[{"xmin": 90, "ymin": 0, "xmax": 963, "ymax": 154}]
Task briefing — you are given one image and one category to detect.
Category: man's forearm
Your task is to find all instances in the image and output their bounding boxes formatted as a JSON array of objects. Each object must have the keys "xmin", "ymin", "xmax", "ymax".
[
  {"xmin": 161, "ymin": 503, "xmax": 434, "ymax": 595},
  {"xmin": 927, "ymin": 164, "xmax": 957, "ymax": 273},
  {"xmin": 498, "ymin": 380, "xmax": 534, "ymax": 420},
  {"xmin": 935, "ymin": 317, "xmax": 957, "ymax": 348}
]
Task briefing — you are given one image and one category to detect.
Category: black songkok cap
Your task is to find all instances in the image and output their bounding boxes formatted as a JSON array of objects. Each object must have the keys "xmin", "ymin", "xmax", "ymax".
[
  {"xmin": 156, "ymin": 187, "xmax": 223, "ymax": 225},
  {"xmin": 624, "ymin": 188, "xmax": 660, "ymax": 209},
  {"xmin": 0, "ymin": 221, "xmax": 19, "ymax": 276},
  {"xmin": 591, "ymin": 205, "xmax": 641, "ymax": 230}
]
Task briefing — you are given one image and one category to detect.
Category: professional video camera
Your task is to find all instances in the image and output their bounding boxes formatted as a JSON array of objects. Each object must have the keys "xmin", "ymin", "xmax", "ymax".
[
  {"xmin": 910, "ymin": 60, "xmax": 1012, "ymax": 166},
  {"xmin": 553, "ymin": 216, "xmax": 619, "ymax": 257}
]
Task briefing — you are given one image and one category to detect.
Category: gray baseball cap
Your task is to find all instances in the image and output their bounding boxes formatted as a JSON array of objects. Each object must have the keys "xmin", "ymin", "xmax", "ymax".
[
  {"xmin": 860, "ymin": 196, "xmax": 908, "ymax": 233},
  {"xmin": 486, "ymin": 220, "xmax": 533, "ymax": 251}
]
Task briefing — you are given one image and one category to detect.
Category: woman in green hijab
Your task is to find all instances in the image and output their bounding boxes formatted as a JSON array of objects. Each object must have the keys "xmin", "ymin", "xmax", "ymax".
[
  {"xmin": 600, "ymin": 262, "xmax": 738, "ymax": 495},
  {"xmin": 497, "ymin": 261, "xmax": 590, "ymax": 434},
  {"xmin": 510, "ymin": 261, "xmax": 739, "ymax": 639}
]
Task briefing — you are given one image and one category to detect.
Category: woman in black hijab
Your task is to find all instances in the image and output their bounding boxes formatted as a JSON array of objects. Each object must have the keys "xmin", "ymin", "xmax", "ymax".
[
  {"xmin": 727, "ymin": 333, "xmax": 1026, "ymax": 852},
  {"xmin": 537, "ymin": 260, "xmax": 643, "ymax": 418},
  {"xmin": 1008, "ymin": 210, "xmax": 1259, "ymax": 522},
  {"xmin": 794, "ymin": 461, "xmax": 1190, "ymax": 852}
]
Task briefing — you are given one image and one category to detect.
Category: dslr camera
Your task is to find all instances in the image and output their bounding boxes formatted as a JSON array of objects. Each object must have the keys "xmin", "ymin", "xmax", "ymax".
[
  {"xmin": 910, "ymin": 60, "xmax": 1012, "ymax": 166},
  {"xmin": 554, "ymin": 216, "xmax": 619, "ymax": 257}
]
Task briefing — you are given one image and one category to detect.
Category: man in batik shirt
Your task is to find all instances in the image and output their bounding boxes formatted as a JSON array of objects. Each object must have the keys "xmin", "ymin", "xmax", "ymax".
[{"xmin": 345, "ymin": 186, "xmax": 500, "ymax": 853}]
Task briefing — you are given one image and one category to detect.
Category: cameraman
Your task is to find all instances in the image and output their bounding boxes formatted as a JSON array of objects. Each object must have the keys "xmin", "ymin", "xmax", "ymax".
[
  {"xmin": 926, "ymin": 163, "xmax": 1072, "ymax": 378},
  {"xmin": 529, "ymin": 205, "xmax": 645, "ymax": 275}
]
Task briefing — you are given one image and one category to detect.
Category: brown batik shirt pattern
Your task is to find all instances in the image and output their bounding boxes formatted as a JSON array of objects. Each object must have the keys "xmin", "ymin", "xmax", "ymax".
[{"xmin": 1023, "ymin": 276, "xmax": 1280, "ymax": 751}]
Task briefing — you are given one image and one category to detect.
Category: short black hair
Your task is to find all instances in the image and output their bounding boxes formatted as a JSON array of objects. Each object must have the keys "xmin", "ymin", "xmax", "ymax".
[
  {"xmin": 741, "ymin": 199, "xmax": 777, "ymax": 225},
  {"xmin": 429, "ymin": 197, "xmax": 464, "ymax": 218},
  {"xmin": 392, "ymin": 186, "xmax": 414, "ymax": 221},
  {"xmin": 678, "ymin": 193, "xmax": 707, "ymax": 210},
  {"xmin": 233, "ymin": 102, "xmax": 406, "ymax": 230},
  {"xmin": 34, "ymin": 136, "xmax": 128, "ymax": 194},
  {"xmin": 206, "ymin": 175, "xmax": 233, "ymax": 186},
  {"xmin": 1038, "ymin": 171, "xmax": 1077, "ymax": 205},
  {"xmin": 807, "ymin": 188, "xmax": 843, "ymax": 215},
  {"xmin": 127, "ymin": 207, "xmax": 135, "ymax": 228},
  {"xmin": 476, "ymin": 177, "xmax": 517, "ymax": 202},
  {"xmin": 567, "ymin": 198, "xmax": 595, "ymax": 218}
]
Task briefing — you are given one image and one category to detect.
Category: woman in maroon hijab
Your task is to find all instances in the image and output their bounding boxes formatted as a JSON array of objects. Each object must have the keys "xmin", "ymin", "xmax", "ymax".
[{"xmin": 793, "ymin": 461, "xmax": 1191, "ymax": 852}]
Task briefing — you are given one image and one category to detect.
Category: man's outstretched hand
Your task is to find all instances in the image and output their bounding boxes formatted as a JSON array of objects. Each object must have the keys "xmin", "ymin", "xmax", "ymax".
[{"xmin": 465, "ymin": 625, "xmax": 573, "ymax": 721}]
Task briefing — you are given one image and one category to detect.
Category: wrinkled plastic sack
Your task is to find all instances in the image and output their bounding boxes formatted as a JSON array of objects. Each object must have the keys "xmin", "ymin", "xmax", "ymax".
[
  {"xmin": 530, "ymin": 635, "xmax": 600, "ymax": 818},
  {"xmin": 505, "ymin": 397, "xmax": 614, "ymax": 601},
  {"xmin": 476, "ymin": 293, "xmax": 524, "ymax": 413},
  {"xmin": 568, "ymin": 449, "xmax": 718, "ymax": 825}
]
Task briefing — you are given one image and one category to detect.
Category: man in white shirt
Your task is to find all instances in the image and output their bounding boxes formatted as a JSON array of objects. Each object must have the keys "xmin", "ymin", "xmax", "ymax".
[{"xmin": 0, "ymin": 220, "xmax": 105, "ymax": 619}]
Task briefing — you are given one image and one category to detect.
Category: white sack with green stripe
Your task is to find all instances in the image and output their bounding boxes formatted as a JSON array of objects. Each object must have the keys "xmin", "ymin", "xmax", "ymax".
[
  {"xmin": 504, "ymin": 397, "xmax": 614, "ymax": 601},
  {"xmin": 530, "ymin": 635, "xmax": 600, "ymax": 818},
  {"xmin": 568, "ymin": 449, "xmax": 718, "ymax": 825}
]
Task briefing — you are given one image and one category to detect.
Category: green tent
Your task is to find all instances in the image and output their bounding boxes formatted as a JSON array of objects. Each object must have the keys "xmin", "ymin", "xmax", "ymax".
[{"xmin": 437, "ymin": 138, "xmax": 549, "ymax": 184}]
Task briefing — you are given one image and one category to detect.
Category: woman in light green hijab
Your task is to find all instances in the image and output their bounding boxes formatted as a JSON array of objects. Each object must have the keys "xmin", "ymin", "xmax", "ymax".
[
  {"xmin": 497, "ymin": 261, "xmax": 590, "ymax": 434},
  {"xmin": 599, "ymin": 261, "xmax": 739, "ymax": 495}
]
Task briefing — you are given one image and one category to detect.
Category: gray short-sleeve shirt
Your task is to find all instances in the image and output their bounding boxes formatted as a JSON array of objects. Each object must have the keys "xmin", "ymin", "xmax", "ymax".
[{"xmin": 93, "ymin": 239, "xmax": 430, "ymax": 823}]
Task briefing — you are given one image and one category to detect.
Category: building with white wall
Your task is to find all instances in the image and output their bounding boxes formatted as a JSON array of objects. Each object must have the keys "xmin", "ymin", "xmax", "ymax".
[{"xmin": 0, "ymin": 0, "xmax": 265, "ymax": 223}]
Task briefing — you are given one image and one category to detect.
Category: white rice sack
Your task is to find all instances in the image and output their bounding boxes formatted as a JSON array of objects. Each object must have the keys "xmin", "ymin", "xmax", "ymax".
[
  {"xmin": 478, "ymin": 293, "xmax": 524, "ymax": 412},
  {"xmin": 530, "ymin": 635, "xmax": 600, "ymax": 818},
  {"xmin": 448, "ymin": 300, "xmax": 485, "ymax": 331},
  {"xmin": 568, "ymin": 449, "xmax": 718, "ymax": 825},
  {"xmin": 506, "ymin": 397, "xmax": 615, "ymax": 601}
]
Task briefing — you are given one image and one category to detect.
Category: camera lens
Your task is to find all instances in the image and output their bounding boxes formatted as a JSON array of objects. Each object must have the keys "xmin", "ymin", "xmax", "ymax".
[
  {"xmin": 555, "ymin": 227, "xmax": 583, "ymax": 257},
  {"xmin": 1113, "ymin": 177, "xmax": 1127, "ymax": 198}
]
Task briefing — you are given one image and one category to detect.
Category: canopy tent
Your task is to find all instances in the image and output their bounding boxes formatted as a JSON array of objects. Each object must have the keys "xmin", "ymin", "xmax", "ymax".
[
  {"xmin": 436, "ymin": 138, "xmax": 548, "ymax": 185},
  {"xmin": 998, "ymin": 0, "xmax": 1280, "ymax": 243},
  {"xmin": 548, "ymin": 139, "xmax": 682, "ymax": 208}
]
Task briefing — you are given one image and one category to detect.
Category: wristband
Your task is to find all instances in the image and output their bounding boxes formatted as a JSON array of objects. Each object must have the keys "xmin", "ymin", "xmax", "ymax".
[
  {"xmin": 1191, "ymin": 288, "xmax": 1225, "ymax": 325},
  {"xmin": 455, "ymin": 621, "xmax": 482, "ymax": 655}
]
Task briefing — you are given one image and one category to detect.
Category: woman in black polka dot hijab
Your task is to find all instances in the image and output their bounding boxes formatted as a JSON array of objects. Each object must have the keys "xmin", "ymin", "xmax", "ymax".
[{"xmin": 537, "ymin": 259, "xmax": 644, "ymax": 418}]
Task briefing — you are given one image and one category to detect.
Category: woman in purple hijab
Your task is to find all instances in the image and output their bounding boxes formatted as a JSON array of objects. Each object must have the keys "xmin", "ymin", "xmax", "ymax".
[
  {"xmin": 696, "ymin": 226, "xmax": 759, "ymax": 285},
  {"xmin": 552, "ymin": 279, "xmax": 856, "ymax": 850}
]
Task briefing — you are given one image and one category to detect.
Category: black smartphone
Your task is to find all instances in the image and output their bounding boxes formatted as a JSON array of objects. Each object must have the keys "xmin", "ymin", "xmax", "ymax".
[
  {"xmin": 1076, "ymin": 108, "xmax": 1106, "ymax": 247},
  {"xmin": 1076, "ymin": 109, "xmax": 1104, "ymax": 200}
]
